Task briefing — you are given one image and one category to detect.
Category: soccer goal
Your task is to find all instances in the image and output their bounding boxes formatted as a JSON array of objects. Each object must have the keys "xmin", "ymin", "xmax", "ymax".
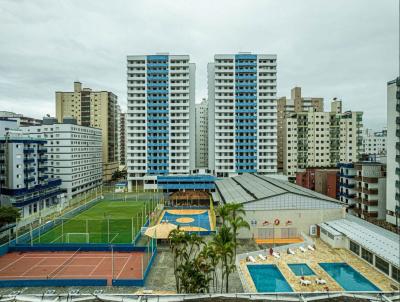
[{"xmin": 66, "ymin": 233, "xmax": 90, "ymax": 243}]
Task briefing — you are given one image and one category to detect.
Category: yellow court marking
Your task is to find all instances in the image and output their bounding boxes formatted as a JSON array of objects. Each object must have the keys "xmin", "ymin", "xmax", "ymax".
[
  {"xmin": 180, "ymin": 226, "xmax": 208, "ymax": 232},
  {"xmin": 166, "ymin": 209, "xmax": 207, "ymax": 215},
  {"xmin": 176, "ymin": 217, "xmax": 194, "ymax": 223}
]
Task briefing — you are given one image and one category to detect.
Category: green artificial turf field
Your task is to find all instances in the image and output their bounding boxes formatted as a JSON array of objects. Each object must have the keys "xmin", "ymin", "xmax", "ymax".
[{"xmin": 33, "ymin": 200, "xmax": 152, "ymax": 244}]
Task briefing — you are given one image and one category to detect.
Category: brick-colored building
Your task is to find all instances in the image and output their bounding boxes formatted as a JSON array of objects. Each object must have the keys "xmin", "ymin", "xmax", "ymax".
[{"xmin": 296, "ymin": 168, "xmax": 339, "ymax": 199}]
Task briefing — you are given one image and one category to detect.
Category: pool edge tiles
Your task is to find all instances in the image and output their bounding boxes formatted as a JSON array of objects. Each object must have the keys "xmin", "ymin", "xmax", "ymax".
[
  {"xmin": 247, "ymin": 264, "xmax": 293, "ymax": 293},
  {"xmin": 319, "ymin": 262, "xmax": 381, "ymax": 292}
]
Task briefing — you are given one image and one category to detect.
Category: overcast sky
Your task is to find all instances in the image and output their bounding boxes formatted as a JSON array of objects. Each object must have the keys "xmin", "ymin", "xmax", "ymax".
[{"xmin": 0, "ymin": 0, "xmax": 398, "ymax": 130}]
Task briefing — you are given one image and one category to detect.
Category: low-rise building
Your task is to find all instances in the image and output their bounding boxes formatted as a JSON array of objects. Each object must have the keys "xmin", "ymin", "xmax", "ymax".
[
  {"xmin": 338, "ymin": 162, "xmax": 386, "ymax": 220},
  {"xmin": 214, "ymin": 173, "xmax": 345, "ymax": 241},
  {"xmin": 21, "ymin": 117, "xmax": 102, "ymax": 200},
  {"xmin": 0, "ymin": 126, "xmax": 63, "ymax": 218},
  {"xmin": 319, "ymin": 215, "xmax": 399, "ymax": 283}
]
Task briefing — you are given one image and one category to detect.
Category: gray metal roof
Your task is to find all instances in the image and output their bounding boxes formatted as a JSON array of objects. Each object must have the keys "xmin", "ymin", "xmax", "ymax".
[
  {"xmin": 215, "ymin": 173, "xmax": 342, "ymax": 205},
  {"xmin": 321, "ymin": 217, "xmax": 400, "ymax": 268}
]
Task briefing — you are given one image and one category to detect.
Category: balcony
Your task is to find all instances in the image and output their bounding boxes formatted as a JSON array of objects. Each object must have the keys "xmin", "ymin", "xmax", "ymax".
[
  {"xmin": 23, "ymin": 148, "xmax": 35, "ymax": 154},
  {"xmin": 339, "ymin": 173, "xmax": 355, "ymax": 178},
  {"xmin": 235, "ymin": 68, "xmax": 256, "ymax": 73},
  {"xmin": 339, "ymin": 191, "xmax": 356, "ymax": 198},
  {"xmin": 24, "ymin": 168, "xmax": 35, "ymax": 173},
  {"xmin": 354, "ymin": 187, "xmax": 378, "ymax": 194},
  {"xmin": 339, "ymin": 182, "xmax": 355, "ymax": 188},
  {"xmin": 397, "ymin": 104, "xmax": 400, "ymax": 112},
  {"xmin": 363, "ymin": 211, "xmax": 378, "ymax": 218},
  {"xmin": 354, "ymin": 176, "xmax": 378, "ymax": 183},
  {"xmin": 236, "ymin": 102, "xmax": 257, "ymax": 107},
  {"xmin": 24, "ymin": 158, "xmax": 35, "ymax": 164},
  {"xmin": 397, "ymin": 117, "xmax": 400, "ymax": 125},
  {"xmin": 236, "ymin": 75, "xmax": 256, "ymax": 80}
]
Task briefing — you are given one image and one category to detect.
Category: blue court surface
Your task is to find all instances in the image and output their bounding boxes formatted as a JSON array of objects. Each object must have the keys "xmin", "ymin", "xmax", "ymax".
[{"xmin": 160, "ymin": 210, "xmax": 211, "ymax": 231}]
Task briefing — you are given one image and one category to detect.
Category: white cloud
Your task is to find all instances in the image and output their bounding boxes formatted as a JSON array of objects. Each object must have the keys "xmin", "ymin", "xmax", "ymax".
[{"xmin": 0, "ymin": 0, "xmax": 397, "ymax": 130}]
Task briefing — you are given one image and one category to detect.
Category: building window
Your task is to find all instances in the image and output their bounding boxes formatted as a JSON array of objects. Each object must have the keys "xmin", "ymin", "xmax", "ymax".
[
  {"xmin": 361, "ymin": 248, "xmax": 373, "ymax": 264},
  {"xmin": 349, "ymin": 240, "xmax": 360, "ymax": 255},
  {"xmin": 392, "ymin": 266, "xmax": 400, "ymax": 282},
  {"xmin": 374, "ymin": 256, "xmax": 389, "ymax": 275}
]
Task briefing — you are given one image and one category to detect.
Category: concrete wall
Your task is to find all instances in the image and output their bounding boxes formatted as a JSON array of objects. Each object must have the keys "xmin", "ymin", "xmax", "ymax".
[{"xmin": 238, "ymin": 207, "xmax": 344, "ymax": 239}]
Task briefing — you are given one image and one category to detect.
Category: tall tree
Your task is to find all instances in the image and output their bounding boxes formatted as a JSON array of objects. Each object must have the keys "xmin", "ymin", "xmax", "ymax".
[
  {"xmin": 211, "ymin": 224, "xmax": 235, "ymax": 293},
  {"xmin": 0, "ymin": 206, "xmax": 20, "ymax": 227},
  {"xmin": 227, "ymin": 203, "xmax": 249, "ymax": 256}
]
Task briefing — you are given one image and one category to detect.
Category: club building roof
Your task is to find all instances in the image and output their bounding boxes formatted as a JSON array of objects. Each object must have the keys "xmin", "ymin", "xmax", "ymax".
[
  {"xmin": 320, "ymin": 215, "xmax": 400, "ymax": 268},
  {"xmin": 214, "ymin": 173, "xmax": 344, "ymax": 210}
]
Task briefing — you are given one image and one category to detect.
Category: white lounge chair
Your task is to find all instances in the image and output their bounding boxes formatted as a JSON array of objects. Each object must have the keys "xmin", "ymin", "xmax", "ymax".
[
  {"xmin": 258, "ymin": 254, "xmax": 267, "ymax": 261},
  {"xmin": 248, "ymin": 255, "xmax": 257, "ymax": 263},
  {"xmin": 299, "ymin": 246, "xmax": 307, "ymax": 253},
  {"xmin": 272, "ymin": 252, "xmax": 280, "ymax": 259},
  {"xmin": 308, "ymin": 245, "xmax": 315, "ymax": 251},
  {"xmin": 316, "ymin": 278, "xmax": 327, "ymax": 285},
  {"xmin": 300, "ymin": 279, "xmax": 311, "ymax": 286},
  {"xmin": 288, "ymin": 248, "xmax": 295, "ymax": 255}
]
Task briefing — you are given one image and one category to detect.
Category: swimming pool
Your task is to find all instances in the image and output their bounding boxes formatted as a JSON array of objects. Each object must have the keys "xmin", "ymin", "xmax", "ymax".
[
  {"xmin": 319, "ymin": 263, "xmax": 380, "ymax": 292},
  {"xmin": 247, "ymin": 264, "xmax": 293, "ymax": 292},
  {"xmin": 288, "ymin": 263, "xmax": 315, "ymax": 276}
]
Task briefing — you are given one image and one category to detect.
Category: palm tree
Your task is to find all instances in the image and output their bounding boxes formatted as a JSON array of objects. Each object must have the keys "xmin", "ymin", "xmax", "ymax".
[
  {"xmin": 229, "ymin": 216, "xmax": 250, "ymax": 256},
  {"xmin": 227, "ymin": 203, "xmax": 249, "ymax": 256},
  {"xmin": 211, "ymin": 224, "xmax": 235, "ymax": 293},
  {"xmin": 217, "ymin": 204, "xmax": 231, "ymax": 225}
]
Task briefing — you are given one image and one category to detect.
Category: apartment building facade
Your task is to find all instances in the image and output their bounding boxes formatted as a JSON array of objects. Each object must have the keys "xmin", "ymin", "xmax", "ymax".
[
  {"xmin": 277, "ymin": 87, "xmax": 323, "ymax": 171},
  {"xmin": 386, "ymin": 77, "xmax": 400, "ymax": 226},
  {"xmin": 55, "ymin": 82, "xmax": 119, "ymax": 181},
  {"xmin": 362, "ymin": 128, "xmax": 387, "ymax": 157},
  {"xmin": 119, "ymin": 111, "xmax": 126, "ymax": 166},
  {"xmin": 21, "ymin": 117, "xmax": 102, "ymax": 200},
  {"xmin": 0, "ymin": 124, "xmax": 63, "ymax": 218},
  {"xmin": 339, "ymin": 162, "xmax": 386, "ymax": 220},
  {"xmin": 195, "ymin": 98, "xmax": 208, "ymax": 168},
  {"xmin": 126, "ymin": 54, "xmax": 196, "ymax": 191},
  {"xmin": 283, "ymin": 100, "xmax": 363, "ymax": 179},
  {"xmin": 208, "ymin": 53, "xmax": 277, "ymax": 177},
  {"xmin": 0, "ymin": 111, "xmax": 42, "ymax": 127}
]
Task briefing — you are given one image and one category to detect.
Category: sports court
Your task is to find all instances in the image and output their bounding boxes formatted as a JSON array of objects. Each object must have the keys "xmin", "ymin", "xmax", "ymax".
[
  {"xmin": 0, "ymin": 250, "xmax": 147, "ymax": 285},
  {"xmin": 159, "ymin": 209, "xmax": 214, "ymax": 232},
  {"xmin": 30, "ymin": 200, "xmax": 156, "ymax": 244}
]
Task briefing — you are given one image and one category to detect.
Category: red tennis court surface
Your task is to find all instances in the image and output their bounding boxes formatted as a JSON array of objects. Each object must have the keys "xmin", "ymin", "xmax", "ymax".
[{"xmin": 0, "ymin": 251, "xmax": 147, "ymax": 285}]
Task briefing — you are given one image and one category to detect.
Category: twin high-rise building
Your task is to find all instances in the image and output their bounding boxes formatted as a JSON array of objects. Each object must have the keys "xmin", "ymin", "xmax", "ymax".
[
  {"xmin": 126, "ymin": 53, "xmax": 278, "ymax": 189},
  {"xmin": 126, "ymin": 54, "xmax": 196, "ymax": 190},
  {"xmin": 208, "ymin": 53, "xmax": 278, "ymax": 177}
]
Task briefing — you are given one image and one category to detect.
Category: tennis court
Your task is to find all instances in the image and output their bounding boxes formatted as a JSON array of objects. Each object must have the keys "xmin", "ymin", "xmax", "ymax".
[
  {"xmin": 0, "ymin": 250, "xmax": 147, "ymax": 285},
  {"xmin": 30, "ymin": 200, "xmax": 158, "ymax": 244}
]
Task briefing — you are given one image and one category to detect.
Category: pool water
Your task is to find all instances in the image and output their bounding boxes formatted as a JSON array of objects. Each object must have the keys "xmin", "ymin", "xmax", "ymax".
[
  {"xmin": 319, "ymin": 263, "xmax": 380, "ymax": 292},
  {"xmin": 247, "ymin": 264, "xmax": 293, "ymax": 292},
  {"xmin": 288, "ymin": 263, "xmax": 315, "ymax": 276}
]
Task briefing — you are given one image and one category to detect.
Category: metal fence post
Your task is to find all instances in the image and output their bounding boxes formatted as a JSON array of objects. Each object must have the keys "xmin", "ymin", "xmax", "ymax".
[{"xmin": 108, "ymin": 218, "xmax": 110, "ymax": 243}]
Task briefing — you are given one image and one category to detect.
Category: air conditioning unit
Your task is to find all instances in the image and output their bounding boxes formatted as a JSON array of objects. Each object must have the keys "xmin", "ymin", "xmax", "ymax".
[{"xmin": 309, "ymin": 225, "xmax": 317, "ymax": 236}]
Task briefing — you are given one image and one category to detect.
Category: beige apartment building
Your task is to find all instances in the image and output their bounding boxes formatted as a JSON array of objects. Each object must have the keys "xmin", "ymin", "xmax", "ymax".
[
  {"xmin": 283, "ymin": 100, "xmax": 363, "ymax": 180},
  {"xmin": 55, "ymin": 82, "xmax": 119, "ymax": 181},
  {"xmin": 277, "ymin": 87, "xmax": 323, "ymax": 171}
]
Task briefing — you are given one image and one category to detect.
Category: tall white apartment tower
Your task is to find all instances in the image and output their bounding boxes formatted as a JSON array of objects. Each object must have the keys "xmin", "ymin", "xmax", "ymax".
[
  {"xmin": 386, "ymin": 77, "xmax": 400, "ymax": 226},
  {"xmin": 208, "ymin": 53, "xmax": 277, "ymax": 177},
  {"xmin": 195, "ymin": 98, "xmax": 208, "ymax": 168},
  {"xmin": 126, "ymin": 54, "xmax": 195, "ymax": 190}
]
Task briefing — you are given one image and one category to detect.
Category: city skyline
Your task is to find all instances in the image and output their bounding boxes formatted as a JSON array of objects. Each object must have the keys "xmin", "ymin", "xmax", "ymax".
[{"xmin": 0, "ymin": 0, "xmax": 397, "ymax": 131}]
